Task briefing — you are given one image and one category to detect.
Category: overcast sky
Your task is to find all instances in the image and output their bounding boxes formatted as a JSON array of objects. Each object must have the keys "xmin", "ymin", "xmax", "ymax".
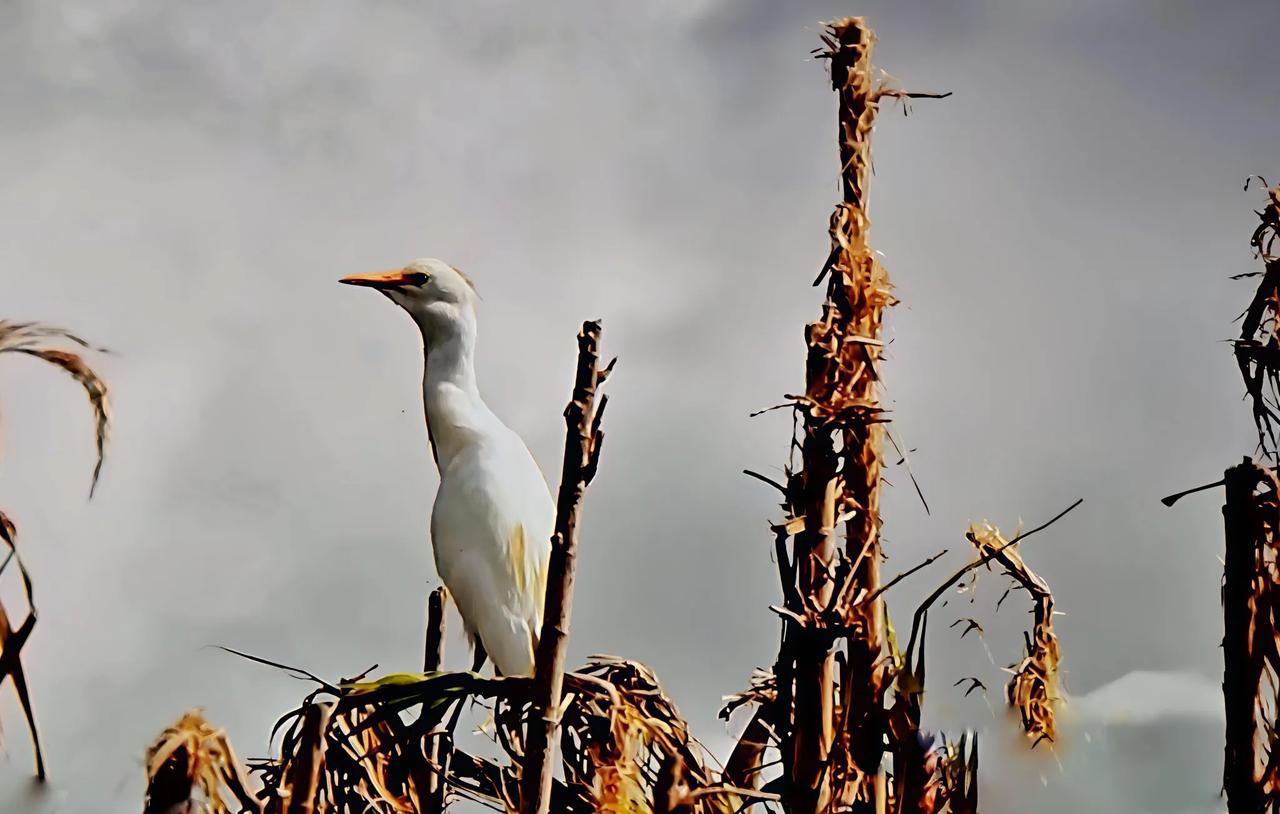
[{"xmin": 2, "ymin": 1, "xmax": 1278, "ymax": 812}]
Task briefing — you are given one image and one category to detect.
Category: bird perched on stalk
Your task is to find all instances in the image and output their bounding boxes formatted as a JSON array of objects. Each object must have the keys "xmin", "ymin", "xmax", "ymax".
[{"xmin": 341, "ymin": 259, "xmax": 553, "ymax": 677}]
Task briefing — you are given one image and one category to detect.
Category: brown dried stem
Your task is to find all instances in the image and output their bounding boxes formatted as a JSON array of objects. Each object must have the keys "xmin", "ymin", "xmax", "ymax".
[
  {"xmin": 0, "ymin": 512, "xmax": 43, "ymax": 781},
  {"xmin": 0, "ymin": 320, "xmax": 110, "ymax": 783},
  {"xmin": 790, "ymin": 17, "xmax": 895, "ymax": 811},
  {"xmin": 1213, "ymin": 181, "xmax": 1280, "ymax": 814},
  {"xmin": 729, "ymin": 16, "xmax": 947, "ymax": 813},
  {"xmin": 1214, "ymin": 456, "xmax": 1280, "ymax": 814},
  {"xmin": 421, "ymin": 586, "xmax": 449, "ymax": 812},
  {"xmin": 1221, "ymin": 458, "xmax": 1270, "ymax": 814},
  {"xmin": 423, "ymin": 587, "xmax": 447, "ymax": 673},
  {"xmin": 521, "ymin": 320, "xmax": 610, "ymax": 814}
]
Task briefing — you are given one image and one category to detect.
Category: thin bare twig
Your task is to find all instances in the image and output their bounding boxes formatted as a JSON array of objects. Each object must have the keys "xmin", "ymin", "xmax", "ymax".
[{"xmin": 521, "ymin": 320, "xmax": 610, "ymax": 814}]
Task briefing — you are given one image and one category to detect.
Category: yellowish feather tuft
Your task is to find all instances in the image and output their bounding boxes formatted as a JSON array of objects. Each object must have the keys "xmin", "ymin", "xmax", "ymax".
[{"xmin": 510, "ymin": 523, "xmax": 527, "ymax": 595}]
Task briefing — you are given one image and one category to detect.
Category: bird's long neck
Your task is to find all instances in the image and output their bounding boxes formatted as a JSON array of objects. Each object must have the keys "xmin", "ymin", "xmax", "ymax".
[{"xmin": 419, "ymin": 322, "xmax": 490, "ymax": 473}]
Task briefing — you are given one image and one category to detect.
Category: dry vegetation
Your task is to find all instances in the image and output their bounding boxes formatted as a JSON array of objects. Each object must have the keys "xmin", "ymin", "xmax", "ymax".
[
  {"xmin": 135, "ymin": 16, "xmax": 1080, "ymax": 814},
  {"xmin": 1159, "ymin": 179, "xmax": 1280, "ymax": 814},
  {"xmin": 142, "ymin": 323, "xmax": 768, "ymax": 814},
  {"xmin": 965, "ymin": 523, "xmax": 1060, "ymax": 747},
  {"xmin": 0, "ymin": 16, "xmax": 1083, "ymax": 814},
  {"xmin": 1217, "ymin": 459, "xmax": 1280, "ymax": 814},
  {"xmin": 0, "ymin": 320, "xmax": 110, "ymax": 782},
  {"xmin": 1235, "ymin": 180, "xmax": 1280, "ymax": 461},
  {"xmin": 718, "ymin": 16, "xmax": 1071, "ymax": 814},
  {"xmin": 1222, "ymin": 180, "xmax": 1280, "ymax": 814}
]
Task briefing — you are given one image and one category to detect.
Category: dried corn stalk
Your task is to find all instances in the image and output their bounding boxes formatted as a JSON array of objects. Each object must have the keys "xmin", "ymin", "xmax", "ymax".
[
  {"xmin": 966, "ymin": 521, "xmax": 1060, "ymax": 746},
  {"xmin": 1213, "ymin": 181, "xmax": 1280, "ymax": 814},
  {"xmin": 421, "ymin": 586, "xmax": 448, "ymax": 812},
  {"xmin": 1235, "ymin": 182, "xmax": 1280, "ymax": 460},
  {"xmin": 522, "ymin": 320, "xmax": 610, "ymax": 814},
  {"xmin": 0, "ymin": 320, "xmax": 110, "ymax": 781},
  {"xmin": 1159, "ymin": 181, "xmax": 1280, "ymax": 813},
  {"xmin": 728, "ymin": 16, "xmax": 946, "ymax": 814},
  {"xmin": 1220, "ymin": 456, "xmax": 1280, "ymax": 814}
]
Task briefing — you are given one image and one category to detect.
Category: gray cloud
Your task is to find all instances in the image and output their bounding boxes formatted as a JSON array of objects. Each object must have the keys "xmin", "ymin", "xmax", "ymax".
[{"xmin": 1, "ymin": 1, "xmax": 1277, "ymax": 811}]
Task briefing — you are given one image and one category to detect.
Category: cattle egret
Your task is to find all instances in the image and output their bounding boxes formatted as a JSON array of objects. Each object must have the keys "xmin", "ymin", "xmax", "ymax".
[{"xmin": 341, "ymin": 259, "xmax": 553, "ymax": 677}]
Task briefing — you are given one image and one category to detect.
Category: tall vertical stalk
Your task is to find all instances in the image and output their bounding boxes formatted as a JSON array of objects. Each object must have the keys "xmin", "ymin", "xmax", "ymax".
[
  {"xmin": 775, "ymin": 17, "xmax": 946, "ymax": 813},
  {"xmin": 520, "ymin": 320, "xmax": 610, "ymax": 814}
]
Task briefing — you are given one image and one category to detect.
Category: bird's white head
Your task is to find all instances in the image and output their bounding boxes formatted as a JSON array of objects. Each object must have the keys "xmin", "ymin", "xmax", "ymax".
[{"xmin": 340, "ymin": 258, "xmax": 478, "ymax": 344}]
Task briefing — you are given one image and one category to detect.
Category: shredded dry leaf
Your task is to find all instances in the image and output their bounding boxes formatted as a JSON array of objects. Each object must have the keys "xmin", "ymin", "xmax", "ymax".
[
  {"xmin": 0, "ymin": 320, "xmax": 111, "ymax": 495},
  {"xmin": 143, "ymin": 710, "xmax": 260, "ymax": 814},
  {"xmin": 1236, "ymin": 182, "xmax": 1280, "ymax": 460},
  {"xmin": 966, "ymin": 521, "xmax": 1060, "ymax": 746}
]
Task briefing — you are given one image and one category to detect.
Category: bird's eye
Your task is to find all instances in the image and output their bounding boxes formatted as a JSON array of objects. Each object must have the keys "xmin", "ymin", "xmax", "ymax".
[{"xmin": 404, "ymin": 272, "xmax": 431, "ymax": 287}]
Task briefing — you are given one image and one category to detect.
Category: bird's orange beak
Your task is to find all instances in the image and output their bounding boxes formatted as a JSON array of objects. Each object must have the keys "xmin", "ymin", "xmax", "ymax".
[{"xmin": 339, "ymin": 269, "xmax": 412, "ymax": 290}]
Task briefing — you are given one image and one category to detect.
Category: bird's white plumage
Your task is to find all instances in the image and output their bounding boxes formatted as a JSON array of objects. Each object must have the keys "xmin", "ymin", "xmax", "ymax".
[
  {"xmin": 429, "ymin": 412, "xmax": 554, "ymax": 676},
  {"xmin": 342, "ymin": 258, "xmax": 554, "ymax": 676}
]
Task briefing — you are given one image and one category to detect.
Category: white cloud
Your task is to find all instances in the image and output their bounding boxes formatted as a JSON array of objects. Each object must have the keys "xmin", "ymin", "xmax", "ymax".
[{"xmin": 1070, "ymin": 669, "xmax": 1221, "ymax": 727}]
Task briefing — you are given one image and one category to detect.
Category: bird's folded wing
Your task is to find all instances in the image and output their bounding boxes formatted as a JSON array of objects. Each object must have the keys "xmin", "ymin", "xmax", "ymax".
[{"xmin": 508, "ymin": 523, "xmax": 551, "ymax": 634}]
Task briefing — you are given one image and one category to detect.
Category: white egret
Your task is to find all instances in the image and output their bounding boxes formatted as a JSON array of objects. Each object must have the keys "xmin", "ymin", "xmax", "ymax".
[{"xmin": 341, "ymin": 259, "xmax": 553, "ymax": 677}]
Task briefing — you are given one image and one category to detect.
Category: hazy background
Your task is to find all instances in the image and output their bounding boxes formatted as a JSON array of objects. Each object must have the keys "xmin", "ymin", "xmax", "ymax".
[{"xmin": 1, "ymin": 1, "xmax": 1277, "ymax": 812}]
